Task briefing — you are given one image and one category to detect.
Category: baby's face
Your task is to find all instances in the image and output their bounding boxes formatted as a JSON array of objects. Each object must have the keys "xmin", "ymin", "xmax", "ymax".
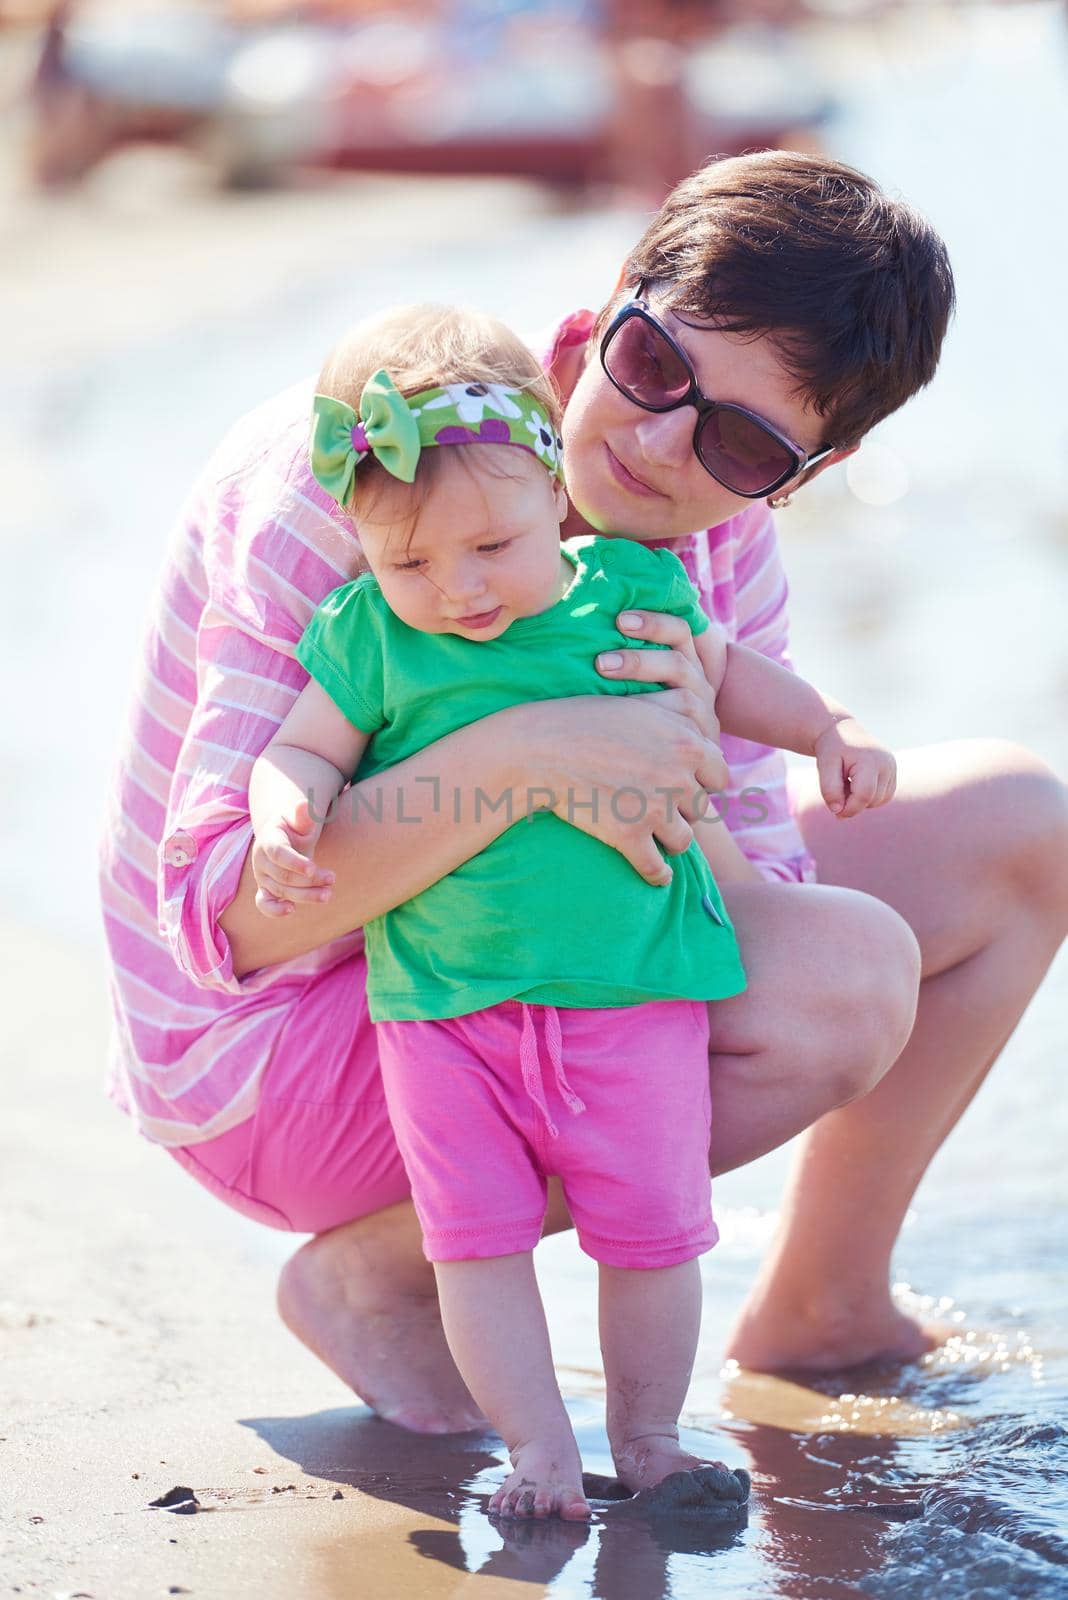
[{"xmin": 355, "ymin": 448, "xmax": 570, "ymax": 641}]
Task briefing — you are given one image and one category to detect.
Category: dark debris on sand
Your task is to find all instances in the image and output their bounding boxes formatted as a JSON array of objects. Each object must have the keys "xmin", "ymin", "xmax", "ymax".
[
  {"xmin": 584, "ymin": 1465, "xmax": 751, "ymax": 1525},
  {"xmin": 149, "ymin": 1486, "xmax": 201, "ymax": 1514}
]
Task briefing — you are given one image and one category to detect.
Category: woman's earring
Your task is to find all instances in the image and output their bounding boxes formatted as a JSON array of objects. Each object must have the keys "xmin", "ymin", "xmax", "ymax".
[{"xmin": 767, "ymin": 492, "xmax": 793, "ymax": 510}]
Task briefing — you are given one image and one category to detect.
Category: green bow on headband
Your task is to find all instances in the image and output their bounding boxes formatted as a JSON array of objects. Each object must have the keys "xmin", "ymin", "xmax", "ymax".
[
  {"xmin": 311, "ymin": 370, "xmax": 422, "ymax": 504},
  {"xmin": 309, "ymin": 368, "xmax": 565, "ymax": 509}
]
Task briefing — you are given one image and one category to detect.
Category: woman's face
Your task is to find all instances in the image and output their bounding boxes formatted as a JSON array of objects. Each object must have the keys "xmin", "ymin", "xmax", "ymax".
[{"xmin": 561, "ymin": 295, "xmax": 830, "ymax": 539}]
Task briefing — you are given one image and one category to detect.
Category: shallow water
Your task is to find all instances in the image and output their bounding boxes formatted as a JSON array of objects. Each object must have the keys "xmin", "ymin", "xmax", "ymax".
[{"xmin": 4, "ymin": 2, "xmax": 1067, "ymax": 1595}]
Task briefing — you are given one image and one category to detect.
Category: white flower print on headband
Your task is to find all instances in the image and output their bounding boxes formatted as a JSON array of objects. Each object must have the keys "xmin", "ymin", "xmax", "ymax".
[
  {"xmin": 421, "ymin": 382, "xmax": 523, "ymax": 425},
  {"xmin": 524, "ymin": 408, "xmax": 563, "ymax": 467}
]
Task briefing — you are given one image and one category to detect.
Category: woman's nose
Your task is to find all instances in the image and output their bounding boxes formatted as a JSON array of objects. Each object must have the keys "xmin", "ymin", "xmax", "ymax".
[{"xmin": 633, "ymin": 407, "xmax": 695, "ymax": 468}]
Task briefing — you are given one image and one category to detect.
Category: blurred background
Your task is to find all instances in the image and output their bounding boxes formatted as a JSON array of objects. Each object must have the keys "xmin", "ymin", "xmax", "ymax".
[{"xmin": 2, "ymin": 2, "xmax": 1067, "ymax": 1598}]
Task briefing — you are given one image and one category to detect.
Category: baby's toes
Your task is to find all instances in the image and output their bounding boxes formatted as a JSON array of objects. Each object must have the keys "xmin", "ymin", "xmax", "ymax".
[
  {"xmin": 558, "ymin": 1489, "xmax": 591, "ymax": 1521},
  {"xmin": 488, "ymin": 1486, "xmax": 508, "ymax": 1516}
]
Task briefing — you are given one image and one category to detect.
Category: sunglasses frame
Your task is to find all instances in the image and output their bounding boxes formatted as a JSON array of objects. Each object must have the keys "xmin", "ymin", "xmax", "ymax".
[{"xmin": 599, "ymin": 286, "xmax": 836, "ymax": 499}]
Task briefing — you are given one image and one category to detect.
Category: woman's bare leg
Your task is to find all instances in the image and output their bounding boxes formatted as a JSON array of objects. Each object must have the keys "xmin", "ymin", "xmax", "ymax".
[
  {"xmin": 726, "ymin": 740, "xmax": 1068, "ymax": 1371},
  {"xmin": 276, "ymin": 1198, "xmax": 487, "ymax": 1434}
]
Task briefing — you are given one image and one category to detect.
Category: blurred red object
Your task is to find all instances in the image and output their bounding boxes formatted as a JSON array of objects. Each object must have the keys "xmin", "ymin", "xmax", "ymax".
[{"xmin": 23, "ymin": 1, "xmax": 830, "ymax": 195}]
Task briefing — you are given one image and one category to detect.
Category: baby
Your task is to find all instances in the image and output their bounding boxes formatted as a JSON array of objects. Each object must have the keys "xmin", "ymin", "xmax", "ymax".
[{"xmin": 249, "ymin": 303, "xmax": 896, "ymax": 1520}]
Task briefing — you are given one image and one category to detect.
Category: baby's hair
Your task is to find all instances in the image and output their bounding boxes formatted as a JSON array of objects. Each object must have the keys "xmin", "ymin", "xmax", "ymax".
[{"xmin": 317, "ymin": 303, "xmax": 563, "ymax": 539}]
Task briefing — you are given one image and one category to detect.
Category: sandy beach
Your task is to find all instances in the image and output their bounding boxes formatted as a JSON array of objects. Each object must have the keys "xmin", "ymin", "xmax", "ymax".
[
  {"xmin": 3, "ymin": 4, "xmax": 1068, "ymax": 1595},
  {"xmin": 3, "ymin": 922, "xmax": 551, "ymax": 1599}
]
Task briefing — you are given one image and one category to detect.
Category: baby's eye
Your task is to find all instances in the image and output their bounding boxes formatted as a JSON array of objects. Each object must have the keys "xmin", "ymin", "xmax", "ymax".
[{"xmin": 478, "ymin": 540, "xmax": 511, "ymax": 554}]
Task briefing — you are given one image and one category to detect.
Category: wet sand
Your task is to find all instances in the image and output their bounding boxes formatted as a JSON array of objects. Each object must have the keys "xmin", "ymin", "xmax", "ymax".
[{"xmin": 1, "ymin": 921, "xmax": 541, "ymax": 1599}]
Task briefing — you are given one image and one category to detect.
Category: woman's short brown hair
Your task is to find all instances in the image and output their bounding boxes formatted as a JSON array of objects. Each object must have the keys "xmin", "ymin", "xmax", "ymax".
[{"xmin": 598, "ymin": 150, "xmax": 955, "ymax": 454}]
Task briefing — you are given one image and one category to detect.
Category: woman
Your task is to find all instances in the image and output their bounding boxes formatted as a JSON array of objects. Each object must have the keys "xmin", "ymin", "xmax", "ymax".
[{"xmin": 98, "ymin": 151, "xmax": 1068, "ymax": 1433}]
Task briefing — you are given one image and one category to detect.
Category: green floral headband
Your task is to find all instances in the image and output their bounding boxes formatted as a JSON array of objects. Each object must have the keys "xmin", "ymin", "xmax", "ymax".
[{"xmin": 310, "ymin": 369, "xmax": 565, "ymax": 507}]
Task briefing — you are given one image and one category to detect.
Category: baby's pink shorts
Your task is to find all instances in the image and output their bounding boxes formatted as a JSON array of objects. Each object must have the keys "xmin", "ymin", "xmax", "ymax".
[{"xmin": 376, "ymin": 997, "xmax": 716, "ymax": 1269}]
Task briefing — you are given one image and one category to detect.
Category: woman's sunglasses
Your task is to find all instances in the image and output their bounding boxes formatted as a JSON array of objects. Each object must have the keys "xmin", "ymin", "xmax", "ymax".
[{"xmin": 599, "ymin": 287, "xmax": 835, "ymax": 498}]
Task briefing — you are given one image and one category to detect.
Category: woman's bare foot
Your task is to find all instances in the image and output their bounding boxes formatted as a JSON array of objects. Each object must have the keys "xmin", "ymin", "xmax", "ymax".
[
  {"xmin": 489, "ymin": 1438, "xmax": 591, "ymax": 1520},
  {"xmin": 610, "ymin": 1429, "xmax": 729, "ymax": 1495},
  {"xmin": 725, "ymin": 1283, "xmax": 950, "ymax": 1373},
  {"xmin": 277, "ymin": 1209, "xmax": 488, "ymax": 1434}
]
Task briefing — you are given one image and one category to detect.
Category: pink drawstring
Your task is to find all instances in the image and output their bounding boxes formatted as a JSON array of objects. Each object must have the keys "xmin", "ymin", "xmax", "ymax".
[
  {"xmin": 543, "ymin": 1005, "xmax": 586, "ymax": 1118},
  {"xmin": 518, "ymin": 1004, "xmax": 586, "ymax": 1139}
]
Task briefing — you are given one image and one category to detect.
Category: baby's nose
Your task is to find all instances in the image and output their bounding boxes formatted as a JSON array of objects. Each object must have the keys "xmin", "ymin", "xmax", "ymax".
[{"xmin": 444, "ymin": 564, "xmax": 489, "ymax": 605}]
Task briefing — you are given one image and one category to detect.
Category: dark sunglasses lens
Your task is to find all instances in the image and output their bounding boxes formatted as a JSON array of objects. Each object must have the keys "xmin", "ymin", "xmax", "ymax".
[
  {"xmin": 605, "ymin": 316, "xmax": 692, "ymax": 406},
  {"xmin": 697, "ymin": 408, "xmax": 796, "ymax": 495}
]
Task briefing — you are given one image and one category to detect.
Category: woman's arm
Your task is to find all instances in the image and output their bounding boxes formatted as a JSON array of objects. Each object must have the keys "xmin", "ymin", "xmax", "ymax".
[{"xmin": 220, "ymin": 690, "xmax": 728, "ymax": 978}]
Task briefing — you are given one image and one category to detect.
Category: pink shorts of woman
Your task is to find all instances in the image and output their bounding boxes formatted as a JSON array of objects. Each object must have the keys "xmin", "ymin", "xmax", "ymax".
[
  {"xmin": 376, "ymin": 998, "xmax": 716, "ymax": 1267},
  {"xmin": 165, "ymin": 952, "xmax": 411, "ymax": 1235}
]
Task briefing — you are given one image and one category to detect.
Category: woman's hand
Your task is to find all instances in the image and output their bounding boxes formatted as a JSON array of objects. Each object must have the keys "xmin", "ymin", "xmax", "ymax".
[
  {"xmin": 595, "ymin": 608, "xmax": 727, "ymax": 744},
  {"xmin": 813, "ymin": 716, "xmax": 897, "ymax": 819},
  {"xmin": 251, "ymin": 796, "xmax": 333, "ymax": 918},
  {"xmin": 515, "ymin": 609, "xmax": 730, "ymax": 887}
]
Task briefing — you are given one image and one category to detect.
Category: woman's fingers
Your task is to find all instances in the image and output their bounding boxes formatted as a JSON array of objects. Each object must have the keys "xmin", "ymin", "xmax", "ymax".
[
  {"xmin": 614, "ymin": 609, "xmax": 701, "ymax": 659},
  {"xmin": 597, "ymin": 644, "xmax": 693, "ymax": 687},
  {"xmin": 616, "ymin": 810, "xmax": 694, "ymax": 885},
  {"xmin": 598, "ymin": 642, "xmax": 721, "ymax": 742},
  {"xmin": 640, "ymin": 694, "xmax": 729, "ymax": 792},
  {"xmin": 621, "ymin": 835, "xmax": 674, "ymax": 887}
]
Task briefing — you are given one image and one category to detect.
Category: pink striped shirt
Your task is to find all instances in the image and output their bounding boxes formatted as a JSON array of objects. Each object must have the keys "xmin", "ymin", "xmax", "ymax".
[{"xmin": 97, "ymin": 311, "xmax": 816, "ymax": 1148}]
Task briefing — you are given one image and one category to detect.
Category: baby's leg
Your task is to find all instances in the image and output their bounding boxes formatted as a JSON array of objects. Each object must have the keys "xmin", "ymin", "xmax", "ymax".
[
  {"xmin": 435, "ymin": 1254, "xmax": 589, "ymax": 1520},
  {"xmin": 600, "ymin": 1259, "xmax": 726, "ymax": 1491},
  {"xmin": 377, "ymin": 1010, "xmax": 587, "ymax": 1517}
]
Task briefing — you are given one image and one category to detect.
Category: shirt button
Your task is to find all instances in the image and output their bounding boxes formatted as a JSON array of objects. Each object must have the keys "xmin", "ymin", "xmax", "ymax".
[{"xmin": 163, "ymin": 831, "xmax": 198, "ymax": 868}]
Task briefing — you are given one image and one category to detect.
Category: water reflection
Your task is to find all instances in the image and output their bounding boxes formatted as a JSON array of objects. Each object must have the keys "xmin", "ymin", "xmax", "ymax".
[{"xmin": 242, "ymin": 1403, "xmax": 755, "ymax": 1597}]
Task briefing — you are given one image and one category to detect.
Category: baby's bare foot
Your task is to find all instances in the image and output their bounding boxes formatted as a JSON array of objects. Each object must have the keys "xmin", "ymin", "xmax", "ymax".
[
  {"xmin": 611, "ymin": 1429, "xmax": 728, "ymax": 1494},
  {"xmin": 489, "ymin": 1439, "xmax": 591, "ymax": 1521}
]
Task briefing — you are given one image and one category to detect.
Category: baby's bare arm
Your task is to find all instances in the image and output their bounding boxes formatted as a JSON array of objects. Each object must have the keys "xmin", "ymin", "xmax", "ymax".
[{"xmin": 715, "ymin": 642, "xmax": 851, "ymax": 755}]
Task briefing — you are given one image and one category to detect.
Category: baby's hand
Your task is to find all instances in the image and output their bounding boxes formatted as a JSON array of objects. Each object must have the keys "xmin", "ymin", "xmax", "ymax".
[
  {"xmin": 813, "ymin": 717, "xmax": 897, "ymax": 819},
  {"xmin": 252, "ymin": 796, "xmax": 334, "ymax": 918}
]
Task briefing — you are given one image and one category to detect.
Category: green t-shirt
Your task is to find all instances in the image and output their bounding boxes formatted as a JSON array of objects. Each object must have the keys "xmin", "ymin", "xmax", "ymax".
[{"xmin": 295, "ymin": 534, "xmax": 747, "ymax": 1021}]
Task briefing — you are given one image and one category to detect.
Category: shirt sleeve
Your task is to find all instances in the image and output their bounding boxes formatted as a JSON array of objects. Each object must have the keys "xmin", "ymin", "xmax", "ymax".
[
  {"xmin": 601, "ymin": 537, "xmax": 710, "ymax": 637},
  {"xmin": 652, "ymin": 546, "xmax": 711, "ymax": 638},
  {"xmin": 157, "ymin": 418, "xmax": 367, "ymax": 995},
  {"xmin": 716, "ymin": 508, "xmax": 818, "ymax": 885},
  {"xmin": 294, "ymin": 579, "xmax": 386, "ymax": 735}
]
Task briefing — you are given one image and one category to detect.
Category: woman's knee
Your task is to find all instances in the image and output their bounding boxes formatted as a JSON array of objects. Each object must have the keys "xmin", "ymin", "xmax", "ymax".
[
  {"xmin": 983, "ymin": 741, "xmax": 1068, "ymax": 926},
  {"xmin": 793, "ymin": 890, "xmax": 921, "ymax": 1106}
]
